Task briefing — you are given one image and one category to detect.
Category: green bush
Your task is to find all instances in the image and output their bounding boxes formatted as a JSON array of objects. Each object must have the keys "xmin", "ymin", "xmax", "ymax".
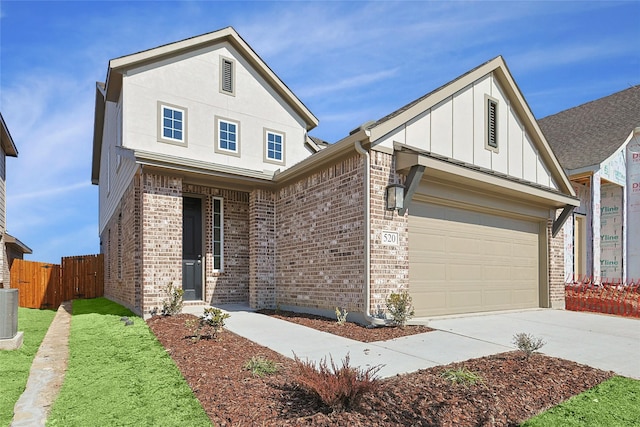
[
  {"xmin": 243, "ymin": 356, "xmax": 280, "ymax": 377},
  {"xmin": 335, "ymin": 307, "xmax": 348, "ymax": 325},
  {"xmin": 441, "ymin": 367, "xmax": 484, "ymax": 386},
  {"xmin": 161, "ymin": 283, "xmax": 184, "ymax": 316},
  {"xmin": 386, "ymin": 291, "xmax": 415, "ymax": 328},
  {"xmin": 186, "ymin": 307, "xmax": 230, "ymax": 341}
]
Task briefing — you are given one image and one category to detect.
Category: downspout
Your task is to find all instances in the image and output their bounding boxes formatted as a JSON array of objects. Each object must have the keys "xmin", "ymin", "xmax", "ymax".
[{"xmin": 354, "ymin": 141, "xmax": 387, "ymax": 326}]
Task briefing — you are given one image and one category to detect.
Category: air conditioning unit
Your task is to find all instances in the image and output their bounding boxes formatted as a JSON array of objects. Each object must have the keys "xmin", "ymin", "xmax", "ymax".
[{"xmin": 0, "ymin": 289, "xmax": 18, "ymax": 339}]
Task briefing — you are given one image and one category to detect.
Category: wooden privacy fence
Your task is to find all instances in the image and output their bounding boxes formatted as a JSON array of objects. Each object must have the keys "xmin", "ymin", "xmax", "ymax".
[{"xmin": 10, "ymin": 254, "xmax": 104, "ymax": 309}]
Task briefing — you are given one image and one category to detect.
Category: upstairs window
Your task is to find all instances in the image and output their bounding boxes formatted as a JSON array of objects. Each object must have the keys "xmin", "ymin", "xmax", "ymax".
[
  {"xmin": 220, "ymin": 57, "xmax": 235, "ymax": 95},
  {"xmin": 215, "ymin": 117, "xmax": 240, "ymax": 156},
  {"xmin": 264, "ymin": 129, "xmax": 285, "ymax": 164},
  {"xmin": 485, "ymin": 95, "xmax": 498, "ymax": 152},
  {"xmin": 158, "ymin": 102, "xmax": 187, "ymax": 145}
]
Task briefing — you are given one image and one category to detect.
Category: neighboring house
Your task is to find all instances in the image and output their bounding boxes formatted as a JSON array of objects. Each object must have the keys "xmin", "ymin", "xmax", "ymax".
[
  {"xmin": 4, "ymin": 233, "xmax": 32, "ymax": 269},
  {"xmin": 0, "ymin": 113, "xmax": 19, "ymax": 288},
  {"xmin": 539, "ymin": 86, "xmax": 640, "ymax": 283},
  {"xmin": 92, "ymin": 27, "xmax": 578, "ymax": 321}
]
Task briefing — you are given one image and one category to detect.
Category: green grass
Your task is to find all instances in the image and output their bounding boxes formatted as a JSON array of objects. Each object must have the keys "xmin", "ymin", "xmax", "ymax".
[
  {"xmin": 46, "ymin": 298, "xmax": 212, "ymax": 427},
  {"xmin": 0, "ymin": 307, "xmax": 56, "ymax": 427},
  {"xmin": 522, "ymin": 376, "xmax": 640, "ymax": 426}
]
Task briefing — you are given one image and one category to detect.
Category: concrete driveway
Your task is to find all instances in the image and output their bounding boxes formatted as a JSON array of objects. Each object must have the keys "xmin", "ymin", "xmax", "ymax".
[{"xmin": 426, "ymin": 309, "xmax": 640, "ymax": 379}]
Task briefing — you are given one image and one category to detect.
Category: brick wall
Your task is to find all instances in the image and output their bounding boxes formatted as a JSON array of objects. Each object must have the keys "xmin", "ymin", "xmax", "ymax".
[
  {"xmin": 249, "ymin": 189, "xmax": 276, "ymax": 308},
  {"xmin": 275, "ymin": 155, "xmax": 366, "ymax": 313},
  {"xmin": 369, "ymin": 151, "xmax": 409, "ymax": 315},
  {"xmin": 548, "ymin": 217, "xmax": 566, "ymax": 309},
  {"xmin": 102, "ymin": 173, "xmax": 142, "ymax": 314},
  {"xmin": 183, "ymin": 184, "xmax": 249, "ymax": 305},
  {"xmin": 141, "ymin": 173, "xmax": 183, "ymax": 314}
]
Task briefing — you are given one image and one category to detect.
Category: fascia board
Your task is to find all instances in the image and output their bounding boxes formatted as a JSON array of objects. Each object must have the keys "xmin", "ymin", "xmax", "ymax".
[
  {"xmin": 132, "ymin": 149, "xmax": 275, "ymax": 183},
  {"xmin": 0, "ymin": 113, "xmax": 18, "ymax": 157},
  {"xmin": 273, "ymin": 137, "xmax": 360, "ymax": 185},
  {"xmin": 421, "ymin": 154, "xmax": 580, "ymax": 208},
  {"xmin": 91, "ymin": 83, "xmax": 106, "ymax": 185}
]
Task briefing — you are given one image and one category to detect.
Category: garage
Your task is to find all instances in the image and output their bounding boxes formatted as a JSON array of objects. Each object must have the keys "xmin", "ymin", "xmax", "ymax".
[{"xmin": 409, "ymin": 201, "xmax": 541, "ymax": 317}]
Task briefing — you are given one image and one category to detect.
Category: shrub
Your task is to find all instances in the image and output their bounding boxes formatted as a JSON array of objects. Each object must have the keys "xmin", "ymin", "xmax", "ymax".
[
  {"xmin": 441, "ymin": 367, "xmax": 484, "ymax": 386},
  {"xmin": 512, "ymin": 332, "xmax": 546, "ymax": 359},
  {"xmin": 244, "ymin": 356, "xmax": 280, "ymax": 377},
  {"xmin": 161, "ymin": 283, "xmax": 184, "ymax": 316},
  {"xmin": 186, "ymin": 308, "xmax": 230, "ymax": 341},
  {"xmin": 386, "ymin": 291, "xmax": 415, "ymax": 328},
  {"xmin": 293, "ymin": 353, "xmax": 382, "ymax": 412},
  {"xmin": 335, "ymin": 307, "xmax": 348, "ymax": 325}
]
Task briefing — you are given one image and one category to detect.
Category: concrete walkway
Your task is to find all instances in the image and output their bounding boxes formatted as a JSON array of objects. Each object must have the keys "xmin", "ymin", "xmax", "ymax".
[
  {"xmin": 11, "ymin": 301, "xmax": 72, "ymax": 427},
  {"xmin": 185, "ymin": 304, "xmax": 640, "ymax": 379}
]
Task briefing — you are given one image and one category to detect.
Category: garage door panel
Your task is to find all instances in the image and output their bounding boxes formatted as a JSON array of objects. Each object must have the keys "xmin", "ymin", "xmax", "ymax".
[{"xmin": 410, "ymin": 202, "xmax": 540, "ymax": 317}]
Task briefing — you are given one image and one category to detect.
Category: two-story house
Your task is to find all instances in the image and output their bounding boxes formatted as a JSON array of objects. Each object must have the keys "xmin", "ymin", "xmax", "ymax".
[{"xmin": 92, "ymin": 27, "xmax": 578, "ymax": 322}]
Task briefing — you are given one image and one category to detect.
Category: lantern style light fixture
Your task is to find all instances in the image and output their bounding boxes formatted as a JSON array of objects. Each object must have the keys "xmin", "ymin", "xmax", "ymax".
[{"xmin": 385, "ymin": 184, "xmax": 405, "ymax": 212}]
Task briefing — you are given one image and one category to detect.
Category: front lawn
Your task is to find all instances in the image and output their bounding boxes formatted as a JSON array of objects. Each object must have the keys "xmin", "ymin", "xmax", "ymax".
[
  {"xmin": 46, "ymin": 298, "xmax": 211, "ymax": 427},
  {"xmin": 522, "ymin": 375, "xmax": 640, "ymax": 426},
  {"xmin": 0, "ymin": 307, "xmax": 56, "ymax": 427}
]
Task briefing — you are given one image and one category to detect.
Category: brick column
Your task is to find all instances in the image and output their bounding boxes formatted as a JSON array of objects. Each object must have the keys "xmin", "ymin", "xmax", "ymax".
[
  {"xmin": 141, "ymin": 173, "xmax": 182, "ymax": 315},
  {"xmin": 249, "ymin": 189, "xmax": 276, "ymax": 309},
  {"xmin": 548, "ymin": 218, "xmax": 566, "ymax": 309}
]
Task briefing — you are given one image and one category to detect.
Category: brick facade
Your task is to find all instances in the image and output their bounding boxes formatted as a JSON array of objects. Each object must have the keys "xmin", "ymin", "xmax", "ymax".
[
  {"xmin": 548, "ymin": 217, "xmax": 566, "ymax": 309},
  {"xmin": 275, "ymin": 155, "xmax": 366, "ymax": 313},
  {"xmin": 249, "ymin": 189, "xmax": 276, "ymax": 309},
  {"xmin": 369, "ymin": 151, "xmax": 409, "ymax": 315}
]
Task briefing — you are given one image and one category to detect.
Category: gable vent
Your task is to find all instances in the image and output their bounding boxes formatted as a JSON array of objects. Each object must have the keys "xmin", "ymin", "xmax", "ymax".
[
  {"xmin": 487, "ymin": 97, "xmax": 498, "ymax": 149},
  {"xmin": 221, "ymin": 58, "xmax": 234, "ymax": 94}
]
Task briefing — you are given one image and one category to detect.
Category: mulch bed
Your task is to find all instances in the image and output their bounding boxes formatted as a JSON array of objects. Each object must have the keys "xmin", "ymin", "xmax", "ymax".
[
  {"xmin": 256, "ymin": 309, "xmax": 433, "ymax": 342},
  {"xmin": 148, "ymin": 313, "xmax": 614, "ymax": 426}
]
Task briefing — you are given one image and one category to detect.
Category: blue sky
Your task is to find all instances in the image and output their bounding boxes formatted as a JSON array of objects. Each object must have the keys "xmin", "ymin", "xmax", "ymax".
[{"xmin": 1, "ymin": 1, "xmax": 639, "ymax": 263}]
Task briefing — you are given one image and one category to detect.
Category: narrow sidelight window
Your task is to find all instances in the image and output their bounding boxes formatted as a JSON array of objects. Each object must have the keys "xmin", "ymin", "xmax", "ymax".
[{"xmin": 212, "ymin": 197, "xmax": 223, "ymax": 271}]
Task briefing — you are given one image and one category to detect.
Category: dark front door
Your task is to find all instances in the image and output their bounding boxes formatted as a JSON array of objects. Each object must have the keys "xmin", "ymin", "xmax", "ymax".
[{"xmin": 182, "ymin": 197, "xmax": 202, "ymax": 301}]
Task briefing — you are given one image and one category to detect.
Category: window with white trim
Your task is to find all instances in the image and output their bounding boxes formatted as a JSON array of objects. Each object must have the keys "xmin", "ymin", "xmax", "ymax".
[
  {"xmin": 212, "ymin": 197, "xmax": 223, "ymax": 271},
  {"xmin": 158, "ymin": 102, "xmax": 187, "ymax": 145},
  {"xmin": 215, "ymin": 117, "xmax": 240, "ymax": 156},
  {"xmin": 264, "ymin": 129, "xmax": 284, "ymax": 164},
  {"xmin": 220, "ymin": 57, "xmax": 235, "ymax": 95},
  {"xmin": 485, "ymin": 95, "xmax": 498, "ymax": 152}
]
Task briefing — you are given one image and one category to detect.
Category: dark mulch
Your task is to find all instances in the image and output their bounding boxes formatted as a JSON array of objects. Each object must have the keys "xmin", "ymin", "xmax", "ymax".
[
  {"xmin": 256, "ymin": 309, "xmax": 433, "ymax": 342},
  {"xmin": 148, "ymin": 313, "xmax": 614, "ymax": 427}
]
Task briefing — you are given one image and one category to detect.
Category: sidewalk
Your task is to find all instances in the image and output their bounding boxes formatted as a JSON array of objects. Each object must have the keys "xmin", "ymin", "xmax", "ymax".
[{"xmin": 11, "ymin": 301, "xmax": 72, "ymax": 427}]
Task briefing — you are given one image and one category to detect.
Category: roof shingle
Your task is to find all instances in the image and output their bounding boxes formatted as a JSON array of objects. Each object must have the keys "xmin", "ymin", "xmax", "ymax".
[{"xmin": 538, "ymin": 85, "xmax": 640, "ymax": 171}]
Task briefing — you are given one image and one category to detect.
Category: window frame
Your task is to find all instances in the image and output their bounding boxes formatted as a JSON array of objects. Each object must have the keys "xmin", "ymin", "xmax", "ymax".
[
  {"xmin": 264, "ymin": 128, "xmax": 286, "ymax": 165},
  {"xmin": 212, "ymin": 197, "xmax": 224, "ymax": 272},
  {"xmin": 157, "ymin": 101, "xmax": 188, "ymax": 146},
  {"xmin": 214, "ymin": 116, "xmax": 241, "ymax": 157},
  {"xmin": 219, "ymin": 56, "xmax": 236, "ymax": 96},
  {"xmin": 484, "ymin": 94, "xmax": 499, "ymax": 153}
]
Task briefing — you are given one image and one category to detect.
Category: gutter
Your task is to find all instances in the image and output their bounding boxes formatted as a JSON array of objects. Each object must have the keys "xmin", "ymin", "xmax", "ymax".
[{"xmin": 354, "ymin": 140, "xmax": 387, "ymax": 327}]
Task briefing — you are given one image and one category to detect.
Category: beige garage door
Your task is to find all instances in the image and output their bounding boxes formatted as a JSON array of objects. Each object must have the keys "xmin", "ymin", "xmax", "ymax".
[{"xmin": 409, "ymin": 202, "xmax": 540, "ymax": 317}]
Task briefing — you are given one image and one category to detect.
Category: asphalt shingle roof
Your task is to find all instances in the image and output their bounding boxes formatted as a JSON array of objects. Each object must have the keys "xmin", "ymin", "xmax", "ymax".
[{"xmin": 538, "ymin": 85, "xmax": 640, "ymax": 171}]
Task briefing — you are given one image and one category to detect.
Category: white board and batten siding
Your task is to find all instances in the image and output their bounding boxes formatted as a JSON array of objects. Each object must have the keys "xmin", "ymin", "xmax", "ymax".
[{"xmin": 374, "ymin": 74, "xmax": 559, "ymax": 191}]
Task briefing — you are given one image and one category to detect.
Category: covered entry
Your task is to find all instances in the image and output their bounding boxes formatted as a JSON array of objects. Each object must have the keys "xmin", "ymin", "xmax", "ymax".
[{"xmin": 409, "ymin": 199, "xmax": 541, "ymax": 317}]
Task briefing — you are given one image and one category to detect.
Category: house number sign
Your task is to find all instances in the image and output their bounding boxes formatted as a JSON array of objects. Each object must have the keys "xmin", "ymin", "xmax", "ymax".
[{"xmin": 382, "ymin": 231, "xmax": 399, "ymax": 246}]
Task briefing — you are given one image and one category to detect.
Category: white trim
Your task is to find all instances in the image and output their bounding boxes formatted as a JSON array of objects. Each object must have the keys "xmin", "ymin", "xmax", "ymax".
[
  {"xmin": 214, "ymin": 116, "xmax": 240, "ymax": 157},
  {"xmin": 264, "ymin": 128, "xmax": 285, "ymax": 165},
  {"xmin": 212, "ymin": 196, "xmax": 224, "ymax": 272}
]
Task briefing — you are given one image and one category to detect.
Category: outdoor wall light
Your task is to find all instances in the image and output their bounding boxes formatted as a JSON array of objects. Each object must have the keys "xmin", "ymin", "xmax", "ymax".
[{"xmin": 385, "ymin": 184, "xmax": 405, "ymax": 211}]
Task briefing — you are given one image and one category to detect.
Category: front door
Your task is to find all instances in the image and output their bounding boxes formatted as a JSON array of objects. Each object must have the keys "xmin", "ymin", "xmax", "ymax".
[{"xmin": 182, "ymin": 197, "xmax": 203, "ymax": 301}]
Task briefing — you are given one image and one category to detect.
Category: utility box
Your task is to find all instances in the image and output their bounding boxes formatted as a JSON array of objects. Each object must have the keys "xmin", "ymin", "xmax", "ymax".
[{"xmin": 0, "ymin": 289, "xmax": 18, "ymax": 339}]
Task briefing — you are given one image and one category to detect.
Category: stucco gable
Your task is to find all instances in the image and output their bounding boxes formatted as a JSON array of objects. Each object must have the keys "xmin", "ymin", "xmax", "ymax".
[{"xmin": 365, "ymin": 56, "xmax": 574, "ymax": 196}]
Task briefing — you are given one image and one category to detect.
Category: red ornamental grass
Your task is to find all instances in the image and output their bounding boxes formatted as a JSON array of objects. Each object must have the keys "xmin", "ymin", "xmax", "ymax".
[{"xmin": 293, "ymin": 353, "xmax": 383, "ymax": 412}]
